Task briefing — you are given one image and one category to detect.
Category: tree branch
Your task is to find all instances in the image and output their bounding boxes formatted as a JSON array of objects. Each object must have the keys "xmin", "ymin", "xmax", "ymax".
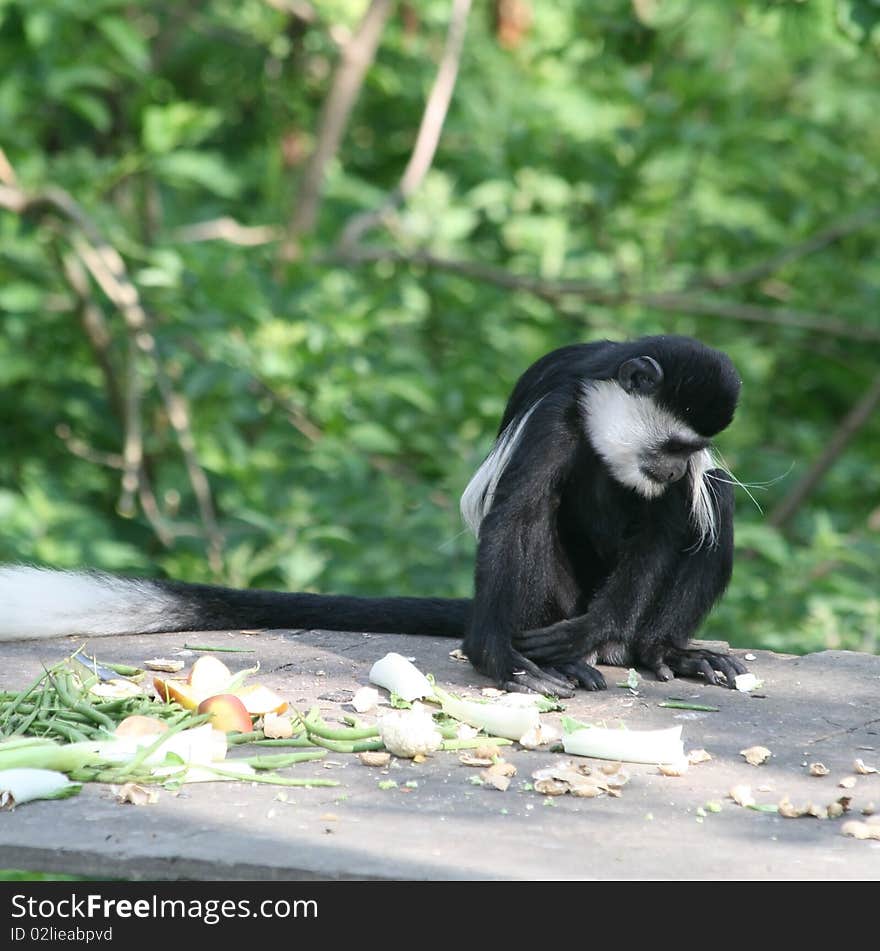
[
  {"xmin": 691, "ymin": 204, "xmax": 880, "ymax": 291},
  {"xmin": 1, "ymin": 178, "xmax": 225, "ymax": 569},
  {"xmin": 338, "ymin": 0, "xmax": 472, "ymax": 250},
  {"xmin": 174, "ymin": 217, "xmax": 282, "ymax": 246},
  {"xmin": 327, "ymin": 244, "xmax": 880, "ymax": 342},
  {"xmin": 285, "ymin": 0, "xmax": 393, "ymax": 247},
  {"xmin": 768, "ymin": 372, "xmax": 880, "ymax": 530}
]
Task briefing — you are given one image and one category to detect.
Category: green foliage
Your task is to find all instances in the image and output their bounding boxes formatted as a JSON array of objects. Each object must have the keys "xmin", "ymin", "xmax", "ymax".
[{"xmin": 0, "ymin": 0, "xmax": 878, "ymax": 655}]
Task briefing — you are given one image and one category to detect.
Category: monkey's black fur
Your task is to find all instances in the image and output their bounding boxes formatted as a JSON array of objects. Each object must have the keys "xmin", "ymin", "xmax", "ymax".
[
  {"xmin": 457, "ymin": 336, "xmax": 744, "ymax": 695},
  {"xmin": 0, "ymin": 335, "xmax": 746, "ymax": 697}
]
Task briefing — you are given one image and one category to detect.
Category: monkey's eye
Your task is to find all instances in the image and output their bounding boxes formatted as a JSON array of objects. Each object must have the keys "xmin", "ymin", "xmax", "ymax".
[
  {"xmin": 662, "ymin": 436, "xmax": 709, "ymax": 455},
  {"xmin": 618, "ymin": 356, "xmax": 663, "ymax": 396}
]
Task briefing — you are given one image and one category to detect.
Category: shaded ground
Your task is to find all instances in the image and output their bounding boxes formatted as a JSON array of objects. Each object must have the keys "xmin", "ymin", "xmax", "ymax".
[{"xmin": 1, "ymin": 630, "xmax": 878, "ymax": 880}]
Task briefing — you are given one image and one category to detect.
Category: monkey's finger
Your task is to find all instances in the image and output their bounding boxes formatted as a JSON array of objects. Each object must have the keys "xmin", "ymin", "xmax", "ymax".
[
  {"xmin": 665, "ymin": 650, "xmax": 719, "ymax": 684},
  {"xmin": 507, "ymin": 655, "xmax": 576, "ymax": 698},
  {"xmin": 550, "ymin": 662, "xmax": 607, "ymax": 692},
  {"xmin": 663, "ymin": 648, "xmax": 744, "ymax": 688},
  {"xmin": 694, "ymin": 657, "xmax": 721, "ymax": 685},
  {"xmin": 510, "ymin": 651, "xmax": 575, "ymax": 688},
  {"xmin": 709, "ymin": 653, "xmax": 746, "ymax": 688},
  {"xmin": 505, "ymin": 673, "xmax": 575, "ymax": 699}
]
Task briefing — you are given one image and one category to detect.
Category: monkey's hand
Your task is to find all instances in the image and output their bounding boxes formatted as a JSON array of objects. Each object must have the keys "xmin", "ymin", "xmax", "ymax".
[
  {"xmin": 503, "ymin": 650, "xmax": 581, "ymax": 698},
  {"xmin": 512, "ymin": 616, "xmax": 600, "ymax": 665},
  {"xmin": 509, "ymin": 623, "xmax": 608, "ymax": 693},
  {"xmin": 647, "ymin": 646, "xmax": 747, "ymax": 689}
]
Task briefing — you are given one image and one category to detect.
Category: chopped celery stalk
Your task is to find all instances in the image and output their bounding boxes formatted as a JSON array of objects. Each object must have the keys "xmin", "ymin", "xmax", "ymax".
[
  {"xmin": 369, "ymin": 653, "xmax": 435, "ymax": 702},
  {"xmin": 434, "ymin": 687, "xmax": 540, "ymax": 741},
  {"xmin": 562, "ymin": 721, "xmax": 684, "ymax": 765}
]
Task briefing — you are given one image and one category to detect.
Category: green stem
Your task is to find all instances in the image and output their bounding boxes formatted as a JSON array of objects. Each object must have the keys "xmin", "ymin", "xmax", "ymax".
[
  {"xmin": 238, "ymin": 751, "xmax": 328, "ymax": 769},
  {"xmin": 658, "ymin": 701, "xmax": 720, "ymax": 712},
  {"xmin": 440, "ymin": 737, "xmax": 513, "ymax": 750},
  {"xmin": 308, "ymin": 735, "xmax": 385, "ymax": 753},
  {"xmin": 198, "ymin": 765, "xmax": 339, "ymax": 787},
  {"xmin": 183, "ymin": 644, "xmax": 256, "ymax": 653}
]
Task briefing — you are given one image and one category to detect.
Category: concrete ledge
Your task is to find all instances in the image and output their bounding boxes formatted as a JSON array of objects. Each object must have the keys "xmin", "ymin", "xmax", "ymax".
[{"xmin": 1, "ymin": 630, "xmax": 878, "ymax": 880}]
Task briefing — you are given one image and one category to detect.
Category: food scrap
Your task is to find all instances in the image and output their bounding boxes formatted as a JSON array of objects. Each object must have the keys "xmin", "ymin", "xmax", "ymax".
[{"xmin": 740, "ymin": 746, "xmax": 772, "ymax": 766}]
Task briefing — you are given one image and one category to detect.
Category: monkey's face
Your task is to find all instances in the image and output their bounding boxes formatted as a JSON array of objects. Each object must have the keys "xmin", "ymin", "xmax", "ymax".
[{"xmin": 581, "ymin": 352, "xmax": 730, "ymax": 501}]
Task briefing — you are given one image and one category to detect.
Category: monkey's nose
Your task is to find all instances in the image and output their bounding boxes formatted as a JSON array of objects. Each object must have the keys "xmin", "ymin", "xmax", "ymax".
[{"xmin": 643, "ymin": 457, "xmax": 688, "ymax": 484}]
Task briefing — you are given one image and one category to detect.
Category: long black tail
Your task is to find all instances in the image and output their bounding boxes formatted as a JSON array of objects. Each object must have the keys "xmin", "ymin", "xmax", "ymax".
[{"xmin": 0, "ymin": 566, "xmax": 471, "ymax": 642}]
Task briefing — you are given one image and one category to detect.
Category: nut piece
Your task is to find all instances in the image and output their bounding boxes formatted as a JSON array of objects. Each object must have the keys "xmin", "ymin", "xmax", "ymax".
[
  {"xmin": 842, "ymin": 821, "xmax": 880, "ymax": 840},
  {"xmin": 687, "ymin": 748, "xmax": 713, "ymax": 765},
  {"xmin": 534, "ymin": 779, "xmax": 569, "ymax": 796},
  {"xmin": 658, "ymin": 760, "xmax": 689, "ymax": 777},
  {"xmin": 480, "ymin": 760, "xmax": 517, "ymax": 791},
  {"xmin": 145, "ymin": 658, "xmax": 185, "ymax": 673},
  {"xmin": 263, "ymin": 712, "xmax": 294, "ymax": 739},
  {"xmin": 740, "ymin": 746, "xmax": 772, "ymax": 766},
  {"xmin": 778, "ymin": 797, "xmax": 806, "ymax": 818},
  {"xmin": 729, "ymin": 785, "xmax": 756, "ymax": 807},
  {"xmin": 808, "ymin": 762, "xmax": 830, "ymax": 777}
]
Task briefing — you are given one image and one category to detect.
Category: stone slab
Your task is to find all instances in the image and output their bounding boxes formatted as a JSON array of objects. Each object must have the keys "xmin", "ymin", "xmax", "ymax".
[{"xmin": 1, "ymin": 630, "xmax": 878, "ymax": 880}]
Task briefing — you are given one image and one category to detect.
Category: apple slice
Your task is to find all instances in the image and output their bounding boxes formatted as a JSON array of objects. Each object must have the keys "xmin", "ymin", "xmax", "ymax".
[
  {"xmin": 188, "ymin": 656, "xmax": 233, "ymax": 697},
  {"xmin": 197, "ymin": 694, "xmax": 254, "ymax": 734},
  {"xmin": 233, "ymin": 684, "xmax": 288, "ymax": 716},
  {"xmin": 114, "ymin": 715, "xmax": 169, "ymax": 739},
  {"xmin": 153, "ymin": 675, "xmax": 201, "ymax": 710}
]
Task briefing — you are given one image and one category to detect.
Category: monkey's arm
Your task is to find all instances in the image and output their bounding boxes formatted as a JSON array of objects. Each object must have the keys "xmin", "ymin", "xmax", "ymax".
[
  {"xmin": 511, "ymin": 531, "xmax": 674, "ymax": 663},
  {"xmin": 463, "ymin": 392, "xmax": 593, "ymax": 697}
]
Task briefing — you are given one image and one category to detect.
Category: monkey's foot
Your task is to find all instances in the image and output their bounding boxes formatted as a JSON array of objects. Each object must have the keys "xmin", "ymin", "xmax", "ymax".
[{"xmin": 654, "ymin": 647, "xmax": 747, "ymax": 688}]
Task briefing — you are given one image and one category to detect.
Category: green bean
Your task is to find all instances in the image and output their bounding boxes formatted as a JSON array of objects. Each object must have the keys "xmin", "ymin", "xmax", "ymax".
[
  {"xmin": 247, "ymin": 737, "xmax": 319, "ymax": 748},
  {"xmin": 227, "ymin": 730, "xmax": 266, "ymax": 745},
  {"xmin": 294, "ymin": 711, "xmax": 379, "ymax": 741},
  {"xmin": 308, "ymin": 735, "xmax": 385, "ymax": 753},
  {"xmin": 658, "ymin": 701, "xmax": 720, "ymax": 712},
  {"xmin": 54, "ymin": 672, "xmax": 116, "ymax": 730},
  {"xmin": 0, "ymin": 668, "xmax": 52, "ymax": 723},
  {"xmin": 42, "ymin": 720, "xmax": 93, "ymax": 743}
]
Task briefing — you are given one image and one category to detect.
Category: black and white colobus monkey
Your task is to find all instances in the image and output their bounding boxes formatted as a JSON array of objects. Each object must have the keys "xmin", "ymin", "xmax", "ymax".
[{"xmin": 0, "ymin": 334, "xmax": 746, "ymax": 698}]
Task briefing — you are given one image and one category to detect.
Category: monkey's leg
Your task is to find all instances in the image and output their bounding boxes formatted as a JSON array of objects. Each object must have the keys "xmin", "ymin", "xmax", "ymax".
[{"xmin": 635, "ymin": 476, "xmax": 746, "ymax": 688}]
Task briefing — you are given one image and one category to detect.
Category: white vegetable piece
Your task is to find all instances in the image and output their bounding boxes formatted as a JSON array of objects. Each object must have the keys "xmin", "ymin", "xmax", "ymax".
[
  {"xmin": 562, "ymin": 724, "xmax": 684, "ymax": 765},
  {"xmin": 369, "ymin": 653, "xmax": 435, "ymax": 702},
  {"xmin": 734, "ymin": 673, "xmax": 761, "ymax": 692},
  {"xmin": 351, "ymin": 686, "xmax": 380, "ymax": 713},
  {"xmin": 378, "ymin": 706, "xmax": 442, "ymax": 758},
  {"xmin": 437, "ymin": 689, "xmax": 540, "ymax": 741},
  {"xmin": 0, "ymin": 768, "xmax": 81, "ymax": 808},
  {"xmin": 103, "ymin": 722, "xmax": 227, "ymax": 766}
]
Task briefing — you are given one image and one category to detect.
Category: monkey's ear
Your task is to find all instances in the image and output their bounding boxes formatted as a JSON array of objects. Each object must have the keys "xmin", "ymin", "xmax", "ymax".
[{"xmin": 618, "ymin": 356, "xmax": 663, "ymax": 395}]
